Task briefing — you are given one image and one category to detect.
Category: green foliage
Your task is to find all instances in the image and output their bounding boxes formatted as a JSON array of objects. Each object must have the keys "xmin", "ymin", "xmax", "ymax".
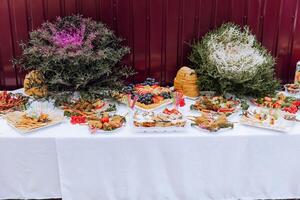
[
  {"xmin": 189, "ymin": 23, "xmax": 280, "ymax": 98},
  {"xmin": 14, "ymin": 15, "xmax": 135, "ymax": 102}
]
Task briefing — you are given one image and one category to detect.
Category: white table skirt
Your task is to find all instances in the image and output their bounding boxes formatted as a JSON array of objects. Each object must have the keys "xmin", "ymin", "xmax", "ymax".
[
  {"xmin": 0, "ymin": 120, "xmax": 61, "ymax": 199},
  {"xmin": 1, "ymin": 93, "xmax": 300, "ymax": 199},
  {"xmin": 55, "ymin": 123, "xmax": 300, "ymax": 200}
]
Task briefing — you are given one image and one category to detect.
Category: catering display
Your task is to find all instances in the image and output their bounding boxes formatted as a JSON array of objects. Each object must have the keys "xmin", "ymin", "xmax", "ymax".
[
  {"xmin": 4, "ymin": 111, "xmax": 63, "ymax": 133},
  {"xmin": 0, "ymin": 91, "xmax": 29, "ymax": 114},
  {"xmin": 240, "ymin": 108, "xmax": 294, "ymax": 132},
  {"xmin": 6, "ymin": 19, "xmax": 300, "ymax": 135},
  {"xmin": 190, "ymin": 94, "xmax": 240, "ymax": 115},
  {"xmin": 133, "ymin": 108, "xmax": 186, "ymax": 132},
  {"xmin": 119, "ymin": 78, "xmax": 173, "ymax": 110},
  {"xmin": 252, "ymin": 93, "xmax": 300, "ymax": 114},
  {"xmin": 188, "ymin": 113, "xmax": 234, "ymax": 132},
  {"xmin": 174, "ymin": 66, "xmax": 199, "ymax": 98}
]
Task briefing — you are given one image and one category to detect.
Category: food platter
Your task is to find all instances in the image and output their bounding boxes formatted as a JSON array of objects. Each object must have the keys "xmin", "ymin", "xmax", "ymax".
[
  {"xmin": 68, "ymin": 112, "xmax": 127, "ymax": 134},
  {"xmin": 0, "ymin": 91, "xmax": 29, "ymax": 115},
  {"xmin": 188, "ymin": 113, "xmax": 234, "ymax": 132},
  {"xmin": 133, "ymin": 108, "xmax": 187, "ymax": 132},
  {"xmin": 118, "ymin": 78, "xmax": 174, "ymax": 111},
  {"xmin": 63, "ymin": 98, "xmax": 116, "ymax": 117},
  {"xmin": 190, "ymin": 93, "xmax": 240, "ymax": 116},
  {"xmin": 251, "ymin": 93, "xmax": 300, "ymax": 114},
  {"xmin": 240, "ymin": 108, "xmax": 295, "ymax": 132},
  {"xmin": 4, "ymin": 111, "xmax": 64, "ymax": 134}
]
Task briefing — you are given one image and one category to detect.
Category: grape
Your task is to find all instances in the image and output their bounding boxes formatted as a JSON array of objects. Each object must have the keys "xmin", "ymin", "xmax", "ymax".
[
  {"xmin": 161, "ymin": 92, "xmax": 171, "ymax": 99},
  {"xmin": 137, "ymin": 93, "xmax": 154, "ymax": 104},
  {"xmin": 141, "ymin": 78, "xmax": 158, "ymax": 86}
]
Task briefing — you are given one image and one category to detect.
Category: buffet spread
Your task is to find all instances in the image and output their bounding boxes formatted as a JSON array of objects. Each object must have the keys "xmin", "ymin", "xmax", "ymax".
[
  {"xmin": 1, "ymin": 77, "xmax": 300, "ymax": 135},
  {"xmin": 3, "ymin": 15, "xmax": 300, "ymax": 200}
]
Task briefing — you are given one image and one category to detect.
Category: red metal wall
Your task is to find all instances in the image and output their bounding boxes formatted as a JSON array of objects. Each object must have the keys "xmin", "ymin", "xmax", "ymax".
[{"xmin": 0, "ymin": 0, "xmax": 300, "ymax": 89}]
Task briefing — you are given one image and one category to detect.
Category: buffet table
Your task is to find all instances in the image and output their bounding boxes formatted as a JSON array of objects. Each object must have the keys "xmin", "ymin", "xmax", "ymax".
[{"xmin": 1, "ymin": 96, "xmax": 300, "ymax": 200}]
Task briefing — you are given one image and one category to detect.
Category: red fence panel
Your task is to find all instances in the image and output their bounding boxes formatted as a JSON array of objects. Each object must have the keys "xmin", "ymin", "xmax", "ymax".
[{"xmin": 0, "ymin": 0, "xmax": 300, "ymax": 89}]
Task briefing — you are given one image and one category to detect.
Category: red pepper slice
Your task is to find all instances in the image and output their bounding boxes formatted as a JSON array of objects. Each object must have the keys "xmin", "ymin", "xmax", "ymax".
[
  {"xmin": 218, "ymin": 107, "xmax": 235, "ymax": 113},
  {"xmin": 292, "ymin": 101, "xmax": 300, "ymax": 107},
  {"xmin": 70, "ymin": 116, "xmax": 86, "ymax": 124}
]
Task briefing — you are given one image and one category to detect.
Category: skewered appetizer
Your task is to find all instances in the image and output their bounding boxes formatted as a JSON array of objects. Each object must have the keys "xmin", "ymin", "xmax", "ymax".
[
  {"xmin": 0, "ymin": 91, "xmax": 29, "ymax": 114},
  {"xmin": 189, "ymin": 113, "xmax": 234, "ymax": 132},
  {"xmin": 252, "ymin": 93, "xmax": 300, "ymax": 114},
  {"xmin": 190, "ymin": 95, "xmax": 240, "ymax": 115},
  {"xmin": 119, "ymin": 78, "xmax": 173, "ymax": 110},
  {"xmin": 63, "ymin": 98, "xmax": 116, "ymax": 117},
  {"xmin": 134, "ymin": 108, "xmax": 186, "ymax": 127}
]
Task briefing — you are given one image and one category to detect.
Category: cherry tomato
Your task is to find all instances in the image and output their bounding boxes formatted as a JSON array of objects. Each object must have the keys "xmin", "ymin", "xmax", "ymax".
[{"xmin": 101, "ymin": 117, "xmax": 110, "ymax": 123}]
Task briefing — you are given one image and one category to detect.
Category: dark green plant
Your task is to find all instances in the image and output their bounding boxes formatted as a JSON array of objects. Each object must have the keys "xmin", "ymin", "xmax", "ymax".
[
  {"xmin": 189, "ymin": 23, "xmax": 280, "ymax": 98},
  {"xmin": 14, "ymin": 15, "xmax": 135, "ymax": 103}
]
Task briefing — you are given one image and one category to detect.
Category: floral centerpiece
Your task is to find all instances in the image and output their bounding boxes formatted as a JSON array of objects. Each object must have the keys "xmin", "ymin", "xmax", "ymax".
[
  {"xmin": 14, "ymin": 15, "xmax": 134, "ymax": 104},
  {"xmin": 189, "ymin": 23, "xmax": 280, "ymax": 98}
]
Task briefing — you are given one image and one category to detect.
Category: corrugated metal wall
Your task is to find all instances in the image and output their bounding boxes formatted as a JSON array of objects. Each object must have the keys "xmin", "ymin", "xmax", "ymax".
[{"xmin": 0, "ymin": 0, "xmax": 300, "ymax": 89}]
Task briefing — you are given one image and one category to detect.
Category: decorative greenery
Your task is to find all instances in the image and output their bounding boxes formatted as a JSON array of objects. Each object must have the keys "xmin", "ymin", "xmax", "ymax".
[
  {"xmin": 189, "ymin": 23, "xmax": 280, "ymax": 98},
  {"xmin": 14, "ymin": 15, "xmax": 134, "ymax": 103}
]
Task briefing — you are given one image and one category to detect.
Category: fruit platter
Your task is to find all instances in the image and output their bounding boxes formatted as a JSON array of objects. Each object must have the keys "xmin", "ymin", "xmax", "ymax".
[
  {"xmin": 188, "ymin": 113, "xmax": 234, "ymax": 132},
  {"xmin": 63, "ymin": 98, "xmax": 116, "ymax": 117},
  {"xmin": 190, "ymin": 94, "xmax": 240, "ymax": 115},
  {"xmin": 4, "ymin": 111, "xmax": 64, "ymax": 134},
  {"xmin": 133, "ymin": 108, "xmax": 186, "ymax": 132},
  {"xmin": 252, "ymin": 93, "xmax": 300, "ymax": 114},
  {"xmin": 70, "ymin": 112, "xmax": 126, "ymax": 133},
  {"xmin": 0, "ymin": 91, "xmax": 29, "ymax": 115},
  {"xmin": 240, "ymin": 108, "xmax": 295, "ymax": 132},
  {"xmin": 119, "ymin": 78, "xmax": 173, "ymax": 111}
]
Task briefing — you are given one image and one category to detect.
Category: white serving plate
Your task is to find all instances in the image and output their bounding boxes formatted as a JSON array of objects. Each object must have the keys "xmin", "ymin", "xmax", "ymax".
[
  {"xmin": 4, "ymin": 111, "xmax": 64, "ymax": 134},
  {"xmin": 240, "ymin": 116, "xmax": 294, "ymax": 132}
]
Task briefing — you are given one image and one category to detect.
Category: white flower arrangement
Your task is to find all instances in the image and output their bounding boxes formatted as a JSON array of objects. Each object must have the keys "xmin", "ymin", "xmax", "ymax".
[
  {"xmin": 207, "ymin": 26, "xmax": 267, "ymax": 82},
  {"xmin": 189, "ymin": 23, "xmax": 280, "ymax": 97}
]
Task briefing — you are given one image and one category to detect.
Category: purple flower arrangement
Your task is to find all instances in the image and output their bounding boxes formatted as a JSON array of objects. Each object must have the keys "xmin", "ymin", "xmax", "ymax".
[
  {"xmin": 52, "ymin": 25, "xmax": 85, "ymax": 48},
  {"xmin": 15, "ymin": 15, "xmax": 134, "ymax": 102}
]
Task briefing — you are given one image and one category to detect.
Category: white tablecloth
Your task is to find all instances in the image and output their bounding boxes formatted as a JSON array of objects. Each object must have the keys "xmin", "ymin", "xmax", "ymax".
[
  {"xmin": 55, "ymin": 121, "xmax": 300, "ymax": 200},
  {"xmin": 1, "ymin": 95, "xmax": 300, "ymax": 200},
  {"xmin": 0, "ymin": 120, "xmax": 62, "ymax": 199}
]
